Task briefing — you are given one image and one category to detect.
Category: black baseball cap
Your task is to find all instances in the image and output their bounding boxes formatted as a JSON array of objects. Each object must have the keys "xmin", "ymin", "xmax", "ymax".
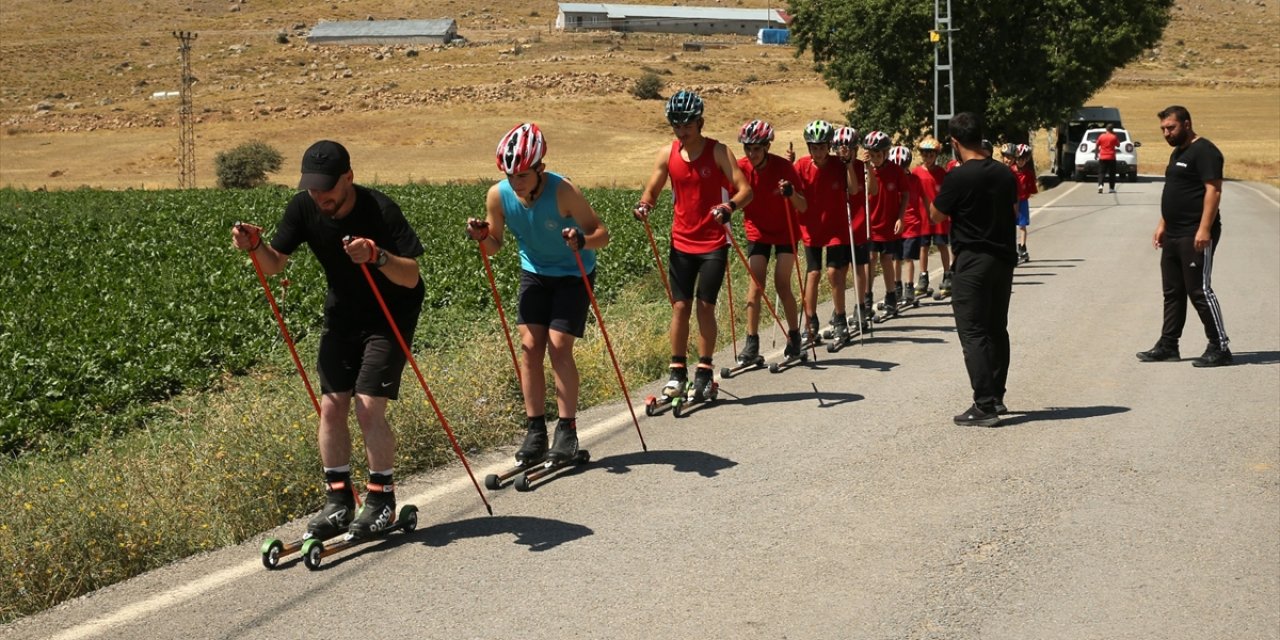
[{"xmin": 298, "ymin": 140, "xmax": 351, "ymax": 190}]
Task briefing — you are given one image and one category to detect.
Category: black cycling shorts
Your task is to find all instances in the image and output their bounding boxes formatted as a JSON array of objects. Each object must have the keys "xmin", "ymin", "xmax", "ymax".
[{"xmin": 669, "ymin": 246, "xmax": 729, "ymax": 304}]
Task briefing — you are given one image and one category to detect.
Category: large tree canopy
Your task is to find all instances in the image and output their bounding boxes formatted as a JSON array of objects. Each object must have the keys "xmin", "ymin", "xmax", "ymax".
[{"xmin": 787, "ymin": 0, "xmax": 1174, "ymax": 142}]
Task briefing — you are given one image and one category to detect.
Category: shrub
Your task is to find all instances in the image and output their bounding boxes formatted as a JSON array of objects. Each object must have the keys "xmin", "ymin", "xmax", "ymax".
[
  {"xmin": 214, "ymin": 141, "xmax": 283, "ymax": 189},
  {"xmin": 632, "ymin": 72, "xmax": 664, "ymax": 100}
]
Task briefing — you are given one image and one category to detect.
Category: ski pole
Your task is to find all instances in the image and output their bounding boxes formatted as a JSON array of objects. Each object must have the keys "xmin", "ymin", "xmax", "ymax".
[
  {"xmin": 782, "ymin": 200, "xmax": 816, "ymax": 359},
  {"xmin": 642, "ymin": 218, "xmax": 673, "ymax": 305},
  {"xmin": 724, "ymin": 259, "xmax": 738, "ymax": 362},
  {"xmin": 844, "ymin": 197, "xmax": 866, "ymax": 346},
  {"xmin": 862, "ymin": 162, "xmax": 874, "ymax": 342},
  {"xmin": 473, "ymin": 228, "xmax": 522, "ymax": 386},
  {"xmin": 724, "ymin": 224, "xmax": 788, "ymax": 339},
  {"xmin": 345, "ymin": 236, "xmax": 493, "ymax": 516},
  {"xmin": 565, "ymin": 231, "xmax": 647, "ymax": 452},
  {"xmin": 237, "ymin": 222, "xmax": 321, "ymax": 416}
]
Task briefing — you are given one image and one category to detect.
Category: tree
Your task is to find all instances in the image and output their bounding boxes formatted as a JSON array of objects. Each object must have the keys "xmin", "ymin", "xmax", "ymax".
[
  {"xmin": 787, "ymin": 0, "xmax": 1173, "ymax": 143},
  {"xmin": 214, "ymin": 141, "xmax": 283, "ymax": 188}
]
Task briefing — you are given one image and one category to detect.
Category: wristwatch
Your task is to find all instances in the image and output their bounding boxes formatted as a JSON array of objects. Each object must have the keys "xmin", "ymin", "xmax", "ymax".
[{"xmin": 374, "ymin": 248, "xmax": 389, "ymax": 267}]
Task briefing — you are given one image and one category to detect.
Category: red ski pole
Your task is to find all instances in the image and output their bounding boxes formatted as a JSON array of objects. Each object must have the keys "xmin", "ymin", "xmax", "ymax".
[
  {"xmin": 724, "ymin": 225, "xmax": 789, "ymax": 339},
  {"xmin": 345, "ymin": 237, "xmax": 493, "ymax": 516},
  {"xmin": 237, "ymin": 222, "xmax": 321, "ymax": 416},
  {"xmin": 476, "ymin": 239, "xmax": 522, "ymax": 386},
  {"xmin": 566, "ymin": 231, "xmax": 647, "ymax": 452},
  {"xmin": 724, "ymin": 259, "xmax": 738, "ymax": 362},
  {"xmin": 642, "ymin": 218, "xmax": 673, "ymax": 305},
  {"xmin": 782, "ymin": 200, "xmax": 817, "ymax": 359}
]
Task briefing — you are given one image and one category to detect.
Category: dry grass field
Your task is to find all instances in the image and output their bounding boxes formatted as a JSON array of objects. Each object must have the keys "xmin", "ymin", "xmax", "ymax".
[{"xmin": 1, "ymin": 0, "xmax": 1277, "ymax": 189}]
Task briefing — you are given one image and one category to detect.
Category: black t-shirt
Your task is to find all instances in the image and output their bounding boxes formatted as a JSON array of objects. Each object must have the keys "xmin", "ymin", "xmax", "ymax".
[
  {"xmin": 1161, "ymin": 138, "xmax": 1223, "ymax": 239},
  {"xmin": 932, "ymin": 157, "xmax": 1018, "ymax": 263},
  {"xmin": 272, "ymin": 185, "xmax": 425, "ymax": 333}
]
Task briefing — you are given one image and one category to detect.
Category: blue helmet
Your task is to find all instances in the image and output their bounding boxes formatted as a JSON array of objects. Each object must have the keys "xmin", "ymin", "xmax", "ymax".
[{"xmin": 665, "ymin": 90, "xmax": 705, "ymax": 125}]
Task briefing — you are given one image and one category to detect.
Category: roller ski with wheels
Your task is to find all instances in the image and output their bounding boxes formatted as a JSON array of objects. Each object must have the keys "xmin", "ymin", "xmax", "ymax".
[
  {"xmin": 671, "ymin": 366, "xmax": 719, "ymax": 418},
  {"xmin": 514, "ymin": 421, "xmax": 591, "ymax": 491},
  {"xmin": 720, "ymin": 335, "xmax": 765, "ymax": 380},
  {"xmin": 644, "ymin": 365, "xmax": 688, "ymax": 417},
  {"xmin": 933, "ymin": 271, "xmax": 953, "ymax": 301},
  {"xmin": 485, "ymin": 420, "xmax": 550, "ymax": 490},
  {"xmin": 913, "ymin": 273, "xmax": 934, "ymax": 300},
  {"xmin": 769, "ymin": 329, "xmax": 809, "ymax": 373},
  {"xmin": 261, "ymin": 482, "xmax": 357, "ymax": 570},
  {"xmin": 874, "ymin": 290, "xmax": 916, "ymax": 323},
  {"xmin": 295, "ymin": 502, "xmax": 419, "ymax": 571},
  {"xmin": 824, "ymin": 312, "xmax": 871, "ymax": 352},
  {"xmin": 800, "ymin": 315, "xmax": 824, "ymax": 350}
]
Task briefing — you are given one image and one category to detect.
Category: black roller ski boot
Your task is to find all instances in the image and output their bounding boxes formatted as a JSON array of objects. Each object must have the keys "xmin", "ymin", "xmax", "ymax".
[
  {"xmin": 547, "ymin": 419, "xmax": 579, "ymax": 462},
  {"xmin": 784, "ymin": 328, "xmax": 802, "ymax": 359},
  {"xmin": 663, "ymin": 365, "xmax": 688, "ymax": 398},
  {"xmin": 914, "ymin": 273, "xmax": 930, "ymax": 298},
  {"xmin": 878, "ymin": 290, "xmax": 898, "ymax": 321},
  {"xmin": 738, "ymin": 334, "xmax": 761, "ymax": 366},
  {"xmin": 902, "ymin": 279, "xmax": 916, "ymax": 305},
  {"xmin": 515, "ymin": 418, "xmax": 548, "ymax": 463},
  {"xmin": 802, "ymin": 315, "xmax": 822, "ymax": 347},
  {"xmin": 935, "ymin": 271, "xmax": 953, "ymax": 300},
  {"xmin": 691, "ymin": 366, "xmax": 714, "ymax": 402},
  {"xmin": 349, "ymin": 479, "xmax": 396, "ymax": 540},
  {"xmin": 306, "ymin": 480, "xmax": 356, "ymax": 541},
  {"xmin": 830, "ymin": 312, "xmax": 849, "ymax": 343}
]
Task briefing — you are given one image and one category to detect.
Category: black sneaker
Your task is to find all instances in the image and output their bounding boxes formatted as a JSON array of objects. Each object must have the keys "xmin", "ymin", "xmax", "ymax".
[
  {"xmin": 306, "ymin": 485, "xmax": 355, "ymax": 540},
  {"xmin": 1192, "ymin": 346, "xmax": 1233, "ymax": 368},
  {"xmin": 691, "ymin": 366, "xmax": 714, "ymax": 401},
  {"xmin": 547, "ymin": 421, "xmax": 579, "ymax": 461},
  {"xmin": 348, "ymin": 489, "xmax": 395, "ymax": 539},
  {"xmin": 1135, "ymin": 343, "xmax": 1180, "ymax": 362},
  {"xmin": 953, "ymin": 404, "xmax": 1001, "ymax": 427},
  {"xmin": 993, "ymin": 401, "xmax": 1008, "ymax": 415},
  {"xmin": 515, "ymin": 422, "xmax": 548, "ymax": 463},
  {"xmin": 738, "ymin": 334, "xmax": 761, "ymax": 365}
]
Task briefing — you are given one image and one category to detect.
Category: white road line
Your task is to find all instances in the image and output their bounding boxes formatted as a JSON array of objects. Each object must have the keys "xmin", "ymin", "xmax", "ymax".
[
  {"xmin": 49, "ymin": 411, "xmax": 637, "ymax": 640},
  {"xmin": 1235, "ymin": 182, "xmax": 1280, "ymax": 209}
]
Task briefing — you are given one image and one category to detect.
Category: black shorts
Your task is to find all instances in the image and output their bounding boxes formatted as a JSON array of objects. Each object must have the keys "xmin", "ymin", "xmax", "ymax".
[
  {"xmin": 931, "ymin": 233, "xmax": 950, "ymax": 246},
  {"xmin": 804, "ymin": 244, "xmax": 853, "ymax": 272},
  {"xmin": 517, "ymin": 269, "xmax": 594, "ymax": 338},
  {"xmin": 746, "ymin": 241, "xmax": 796, "ymax": 259},
  {"xmin": 317, "ymin": 327, "xmax": 411, "ymax": 399},
  {"xmin": 867, "ymin": 239, "xmax": 904, "ymax": 260},
  {"xmin": 902, "ymin": 236, "xmax": 932, "ymax": 259},
  {"xmin": 669, "ymin": 246, "xmax": 729, "ymax": 304}
]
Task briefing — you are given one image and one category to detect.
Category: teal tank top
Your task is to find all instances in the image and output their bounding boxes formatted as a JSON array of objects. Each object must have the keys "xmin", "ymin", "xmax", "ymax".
[{"xmin": 498, "ymin": 172, "xmax": 596, "ymax": 277}]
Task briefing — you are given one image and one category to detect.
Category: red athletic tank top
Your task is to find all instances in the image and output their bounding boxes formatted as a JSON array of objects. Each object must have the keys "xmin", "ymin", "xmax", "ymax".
[{"xmin": 669, "ymin": 138, "xmax": 731, "ymax": 254}]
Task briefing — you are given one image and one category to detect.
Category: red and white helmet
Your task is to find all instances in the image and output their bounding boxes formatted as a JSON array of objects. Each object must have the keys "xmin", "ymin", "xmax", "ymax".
[
  {"xmin": 495, "ymin": 122, "xmax": 546, "ymax": 174},
  {"xmin": 738, "ymin": 119, "xmax": 775, "ymax": 145},
  {"xmin": 862, "ymin": 130, "xmax": 892, "ymax": 151},
  {"xmin": 832, "ymin": 126, "xmax": 859, "ymax": 149},
  {"xmin": 887, "ymin": 145, "xmax": 913, "ymax": 168},
  {"xmin": 1015, "ymin": 143, "xmax": 1032, "ymax": 158}
]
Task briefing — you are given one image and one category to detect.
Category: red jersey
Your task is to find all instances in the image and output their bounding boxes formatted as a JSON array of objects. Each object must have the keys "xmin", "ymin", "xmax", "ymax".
[
  {"xmin": 794, "ymin": 156, "xmax": 861, "ymax": 247},
  {"xmin": 669, "ymin": 138, "xmax": 731, "ymax": 254},
  {"xmin": 1096, "ymin": 132, "xmax": 1119, "ymax": 161},
  {"xmin": 945, "ymin": 159, "xmax": 960, "ymax": 172},
  {"xmin": 867, "ymin": 161, "xmax": 909, "ymax": 242},
  {"xmin": 900, "ymin": 171, "xmax": 926, "ymax": 239},
  {"xmin": 1015, "ymin": 164, "xmax": 1038, "ymax": 201},
  {"xmin": 738, "ymin": 153, "xmax": 802, "ymax": 245},
  {"xmin": 912, "ymin": 164, "xmax": 948, "ymax": 236}
]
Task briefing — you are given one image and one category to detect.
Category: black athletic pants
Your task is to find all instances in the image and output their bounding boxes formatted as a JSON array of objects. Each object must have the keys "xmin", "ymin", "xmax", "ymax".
[
  {"xmin": 1159, "ymin": 235, "xmax": 1229, "ymax": 351},
  {"xmin": 950, "ymin": 250, "xmax": 1014, "ymax": 410},
  {"xmin": 1098, "ymin": 159, "xmax": 1117, "ymax": 190}
]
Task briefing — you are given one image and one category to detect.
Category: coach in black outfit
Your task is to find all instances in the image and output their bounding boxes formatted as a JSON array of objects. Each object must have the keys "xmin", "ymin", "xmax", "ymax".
[{"xmin": 929, "ymin": 112, "xmax": 1019, "ymax": 427}]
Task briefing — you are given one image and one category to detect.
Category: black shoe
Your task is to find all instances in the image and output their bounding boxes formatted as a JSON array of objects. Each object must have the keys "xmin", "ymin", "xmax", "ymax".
[
  {"xmin": 738, "ymin": 334, "xmax": 761, "ymax": 365},
  {"xmin": 954, "ymin": 404, "xmax": 1001, "ymax": 427},
  {"xmin": 348, "ymin": 489, "xmax": 395, "ymax": 539},
  {"xmin": 547, "ymin": 421, "xmax": 579, "ymax": 461},
  {"xmin": 784, "ymin": 329, "xmax": 802, "ymax": 358},
  {"xmin": 1135, "ymin": 343, "xmax": 1180, "ymax": 362},
  {"xmin": 1192, "ymin": 346, "xmax": 1233, "ymax": 368},
  {"xmin": 993, "ymin": 402, "xmax": 1008, "ymax": 415},
  {"xmin": 306, "ymin": 485, "xmax": 356, "ymax": 540},
  {"xmin": 515, "ymin": 423, "xmax": 548, "ymax": 462},
  {"xmin": 691, "ymin": 366, "xmax": 714, "ymax": 401}
]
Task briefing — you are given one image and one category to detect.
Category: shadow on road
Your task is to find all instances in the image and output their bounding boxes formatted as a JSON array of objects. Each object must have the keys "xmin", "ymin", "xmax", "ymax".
[
  {"xmin": 1232, "ymin": 351, "xmax": 1280, "ymax": 366},
  {"xmin": 417, "ymin": 516, "xmax": 593, "ymax": 552},
  {"xmin": 996, "ymin": 404, "xmax": 1130, "ymax": 427},
  {"xmin": 590, "ymin": 449, "xmax": 738, "ymax": 478},
  {"xmin": 716, "ymin": 387, "xmax": 863, "ymax": 409}
]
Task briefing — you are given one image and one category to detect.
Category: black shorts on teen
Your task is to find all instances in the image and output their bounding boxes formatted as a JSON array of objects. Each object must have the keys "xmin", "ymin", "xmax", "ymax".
[
  {"xmin": 902, "ymin": 235, "xmax": 932, "ymax": 260},
  {"xmin": 867, "ymin": 239, "xmax": 904, "ymax": 260},
  {"xmin": 804, "ymin": 244, "xmax": 855, "ymax": 271},
  {"xmin": 517, "ymin": 269, "xmax": 594, "ymax": 338},
  {"xmin": 669, "ymin": 246, "xmax": 729, "ymax": 304},
  {"xmin": 317, "ymin": 326, "xmax": 412, "ymax": 399},
  {"xmin": 746, "ymin": 241, "xmax": 796, "ymax": 259}
]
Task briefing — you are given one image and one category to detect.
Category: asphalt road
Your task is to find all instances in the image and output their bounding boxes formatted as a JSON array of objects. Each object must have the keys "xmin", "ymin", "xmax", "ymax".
[{"xmin": 7, "ymin": 178, "xmax": 1279, "ymax": 640}]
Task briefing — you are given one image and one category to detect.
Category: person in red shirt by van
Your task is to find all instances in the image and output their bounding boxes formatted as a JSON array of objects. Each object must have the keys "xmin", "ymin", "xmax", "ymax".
[{"xmin": 1095, "ymin": 124, "xmax": 1120, "ymax": 194}]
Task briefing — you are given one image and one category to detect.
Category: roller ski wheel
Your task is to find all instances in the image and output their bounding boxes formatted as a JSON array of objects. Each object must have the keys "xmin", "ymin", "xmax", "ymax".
[
  {"xmin": 485, "ymin": 455, "xmax": 548, "ymax": 490},
  {"xmin": 301, "ymin": 538, "xmax": 325, "ymax": 570},
  {"xmin": 644, "ymin": 395, "xmax": 658, "ymax": 417},
  {"xmin": 933, "ymin": 290, "xmax": 951, "ymax": 301},
  {"xmin": 261, "ymin": 538, "xmax": 286, "ymax": 570},
  {"xmin": 719, "ymin": 356, "xmax": 763, "ymax": 380},
  {"xmin": 513, "ymin": 450, "xmax": 591, "ymax": 492},
  {"xmin": 298, "ymin": 503, "xmax": 419, "ymax": 570}
]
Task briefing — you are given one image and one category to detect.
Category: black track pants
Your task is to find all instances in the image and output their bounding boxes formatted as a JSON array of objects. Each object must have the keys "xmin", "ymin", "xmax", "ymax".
[{"xmin": 1159, "ymin": 235, "xmax": 1229, "ymax": 351}]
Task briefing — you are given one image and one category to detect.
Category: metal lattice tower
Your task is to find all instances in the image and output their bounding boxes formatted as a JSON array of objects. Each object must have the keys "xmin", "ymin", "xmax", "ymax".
[
  {"xmin": 173, "ymin": 31, "xmax": 197, "ymax": 189},
  {"xmin": 932, "ymin": 0, "xmax": 956, "ymax": 139}
]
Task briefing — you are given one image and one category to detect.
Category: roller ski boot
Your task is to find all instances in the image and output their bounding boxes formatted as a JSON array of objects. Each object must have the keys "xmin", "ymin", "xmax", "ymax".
[
  {"xmin": 485, "ymin": 420, "xmax": 549, "ymax": 490},
  {"xmin": 645, "ymin": 365, "xmax": 688, "ymax": 416},
  {"xmin": 1017, "ymin": 244, "xmax": 1030, "ymax": 264},
  {"xmin": 672, "ymin": 365, "xmax": 718, "ymax": 417},
  {"xmin": 825, "ymin": 312, "xmax": 854, "ymax": 353},
  {"xmin": 305, "ymin": 483, "xmax": 356, "ymax": 541},
  {"xmin": 770, "ymin": 329, "xmax": 808, "ymax": 373},
  {"xmin": 513, "ymin": 419, "xmax": 591, "ymax": 491},
  {"xmin": 933, "ymin": 271, "xmax": 953, "ymax": 301},
  {"xmin": 874, "ymin": 290, "xmax": 899, "ymax": 323},
  {"xmin": 914, "ymin": 273, "xmax": 933, "ymax": 298},
  {"xmin": 722, "ymin": 335, "xmax": 765, "ymax": 379},
  {"xmin": 800, "ymin": 315, "xmax": 823, "ymax": 349},
  {"xmin": 295, "ymin": 484, "xmax": 419, "ymax": 570}
]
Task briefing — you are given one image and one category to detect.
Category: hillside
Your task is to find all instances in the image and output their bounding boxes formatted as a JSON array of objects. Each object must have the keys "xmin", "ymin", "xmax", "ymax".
[{"xmin": 1, "ymin": 0, "xmax": 1276, "ymax": 189}]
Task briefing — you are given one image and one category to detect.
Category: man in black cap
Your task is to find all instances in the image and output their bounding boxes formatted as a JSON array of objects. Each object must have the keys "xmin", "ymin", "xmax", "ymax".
[
  {"xmin": 231, "ymin": 140, "xmax": 425, "ymax": 538},
  {"xmin": 930, "ymin": 113, "xmax": 1019, "ymax": 427}
]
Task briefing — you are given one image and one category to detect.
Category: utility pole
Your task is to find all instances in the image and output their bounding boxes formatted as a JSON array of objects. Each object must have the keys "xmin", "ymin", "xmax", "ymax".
[
  {"xmin": 931, "ymin": 0, "xmax": 956, "ymax": 140},
  {"xmin": 173, "ymin": 31, "xmax": 197, "ymax": 189}
]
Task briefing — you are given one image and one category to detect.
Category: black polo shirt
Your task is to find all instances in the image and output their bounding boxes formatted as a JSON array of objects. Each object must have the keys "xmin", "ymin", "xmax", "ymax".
[
  {"xmin": 1161, "ymin": 138, "xmax": 1224, "ymax": 239},
  {"xmin": 933, "ymin": 157, "xmax": 1019, "ymax": 264}
]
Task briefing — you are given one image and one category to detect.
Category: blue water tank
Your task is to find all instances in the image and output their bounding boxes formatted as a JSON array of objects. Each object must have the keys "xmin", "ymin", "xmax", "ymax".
[{"xmin": 756, "ymin": 28, "xmax": 789, "ymax": 45}]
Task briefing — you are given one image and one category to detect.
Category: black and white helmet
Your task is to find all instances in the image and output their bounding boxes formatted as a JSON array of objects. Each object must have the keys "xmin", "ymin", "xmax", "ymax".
[
  {"xmin": 665, "ymin": 90, "xmax": 704, "ymax": 125},
  {"xmin": 861, "ymin": 130, "xmax": 892, "ymax": 151}
]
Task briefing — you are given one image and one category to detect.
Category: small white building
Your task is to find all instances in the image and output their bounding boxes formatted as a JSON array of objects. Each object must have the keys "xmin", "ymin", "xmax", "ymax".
[
  {"xmin": 556, "ymin": 3, "xmax": 788, "ymax": 36},
  {"xmin": 307, "ymin": 19, "xmax": 458, "ymax": 46}
]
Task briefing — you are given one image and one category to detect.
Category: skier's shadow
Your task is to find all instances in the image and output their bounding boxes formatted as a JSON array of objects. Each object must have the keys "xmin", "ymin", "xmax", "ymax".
[
  {"xmin": 590, "ymin": 449, "xmax": 738, "ymax": 478},
  {"xmin": 716, "ymin": 388, "xmax": 862, "ymax": 409},
  {"xmin": 1232, "ymin": 350, "xmax": 1280, "ymax": 366},
  {"xmin": 809, "ymin": 356, "xmax": 899, "ymax": 372},
  {"xmin": 871, "ymin": 323, "xmax": 955, "ymax": 334},
  {"xmin": 995, "ymin": 404, "xmax": 1130, "ymax": 427},
  {"xmin": 417, "ymin": 516, "xmax": 593, "ymax": 552}
]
